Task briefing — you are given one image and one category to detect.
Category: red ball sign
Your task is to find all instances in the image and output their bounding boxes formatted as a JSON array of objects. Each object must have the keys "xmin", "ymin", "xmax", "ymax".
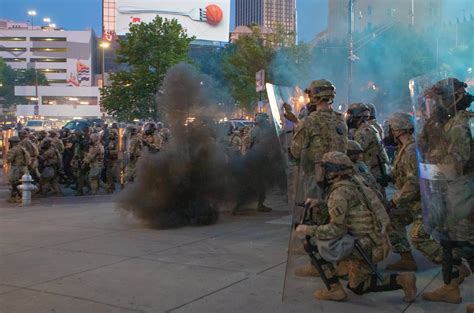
[{"xmin": 206, "ymin": 4, "xmax": 223, "ymax": 26}]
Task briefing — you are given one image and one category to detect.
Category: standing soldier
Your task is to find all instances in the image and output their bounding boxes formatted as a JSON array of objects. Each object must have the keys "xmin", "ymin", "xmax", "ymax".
[
  {"xmin": 295, "ymin": 152, "xmax": 416, "ymax": 303},
  {"xmin": 291, "ymin": 79, "xmax": 348, "ymax": 200},
  {"xmin": 48, "ymin": 130, "xmax": 64, "ymax": 154},
  {"xmin": 365, "ymin": 103, "xmax": 384, "ymax": 137},
  {"xmin": 141, "ymin": 122, "xmax": 162, "ymax": 153},
  {"xmin": 105, "ymin": 129, "xmax": 119, "ymax": 193},
  {"xmin": 71, "ymin": 130, "xmax": 88, "ymax": 196},
  {"xmin": 124, "ymin": 126, "xmax": 142, "ymax": 183},
  {"xmin": 18, "ymin": 129, "xmax": 40, "ymax": 182},
  {"xmin": 346, "ymin": 103, "xmax": 390, "ymax": 188},
  {"xmin": 240, "ymin": 126, "xmax": 251, "ymax": 155},
  {"xmin": 38, "ymin": 138, "xmax": 61, "ymax": 196},
  {"xmin": 83, "ymin": 133, "xmax": 104, "ymax": 195},
  {"xmin": 227, "ymin": 128, "xmax": 242, "ymax": 160},
  {"xmin": 6, "ymin": 136, "xmax": 30, "ymax": 203}
]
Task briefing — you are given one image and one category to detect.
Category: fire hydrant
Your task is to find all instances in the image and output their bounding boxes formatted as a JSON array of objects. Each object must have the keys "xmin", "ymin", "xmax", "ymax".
[{"xmin": 18, "ymin": 172, "xmax": 37, "ymax": 206}]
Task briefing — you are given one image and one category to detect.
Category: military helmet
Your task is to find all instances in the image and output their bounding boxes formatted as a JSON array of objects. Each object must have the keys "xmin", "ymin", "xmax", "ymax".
[
  {"xmin": 347, "ymin": 140, "xmax": 363, "ymax": 154},
  {"xmin": 18, "ymin": 129, "xmax": 28, "ymax": 139},
  {"xmin": 143, "ymin": 122, "xmax": 157, "ymax": 135},
  {"xmin": 48, "ymin": 130, "xmax": 58, "ymax": 138},
  {"xmin": 388, "ymin": 112, "xmax": 414, "ymax": 131},
  {"xmin": 322, "ymin": 151, "xmax": 354, "ymax": 178},
  {"xmin": 347, "ymin": 103, "xmax": 370, "ymax": 118},
  {"xmin": 156, "ymin": 122, "xmax": 164, "ymax": 130},
  {"xmin": 90, "ymin": 133, "xmax": 100, "ymax": 143},
  {"xmin": 305, "ymin": 79, "xmax": 336, "ymax": 102},
  {"xmin": 41, "ymin": 137, "xmax": 52, "ymax": 149},
  {"xmin": 365, "ymin": 103, "xmax": 377, "ymax": 119},
  {"xmin": 8, "ymin": 136, "xmax": 21, "ymax": 144}
]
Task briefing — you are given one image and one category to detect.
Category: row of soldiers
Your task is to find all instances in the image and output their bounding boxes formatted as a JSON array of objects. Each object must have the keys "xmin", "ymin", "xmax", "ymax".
[
  {"xmin": 285, "ymin": 78, "xmax": 473, "ymax": 311},
  {"xmin": 5, "ymin": 121, "xmax": 170, "ymax": 202}
]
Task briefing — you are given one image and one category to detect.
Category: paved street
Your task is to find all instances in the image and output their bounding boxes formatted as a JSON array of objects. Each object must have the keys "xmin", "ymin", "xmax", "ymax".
[{"xmin": 0, "ymin": 171, "xmax": 472, "ymax": 312}]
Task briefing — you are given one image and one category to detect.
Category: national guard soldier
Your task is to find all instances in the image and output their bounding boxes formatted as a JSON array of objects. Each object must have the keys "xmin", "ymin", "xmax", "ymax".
[
  {"xmin": 38, "ymin": 138, "xmax": 62, "ymax": 196},
  {"xmin": 385, "ymin": 112, "xmax": 444, "ymax": 271},
  {"xmin": 346, "ymin": 139, "xmax": 383, "ymax": 201},
  {"xmin": 6, "ymin": 136, "xmax": 30, "ymax": 203},
  {"xmin": 227, "ymin": 128, "xmax": 242, "ymax": 160},
  {"xmin": 18, "ymin": 129, "xmax": 40, "ymax": 182},
  {"xmin": 417, "ymin": 77, "xmax": 474, "ymax": 304},
  {"xmin": 240, "ymin": 126, "xmax": 251, "ymax": 155},
  {"xmin": 36, "ymin": 130, "xmax": 48, "ymax": 144},
  {"xmin": 141, "ymin": 122, "xmax": 162, "ymax": 153},
  {"xmin": 366, "ymin": 103, "xmax": 384, "ymax": 137},
  {"xmin": 295, "ymin": 151, "xmax": 416, "ymax": 303},
  {"xmin": 290, "ymin": 79, "xmax": 348, "ymax": 200},
  {"xmin": 48, "ymin": 130, "xmax": 65, "ymax": 154},
  {"xmin": 124, "ymin": 125, "xmax": 142, "ymax": 183},
  {"xmin": 105, "ymin": 129, "xmax": 119, "ymax": 193},
  {"xmin": 71, "ymin": 130, "xmax": 89, "ymax": 196},
  {"xmin": 346, "ymin": 103, "xmax": 390, "ymax": 187},
  {"xmin": 83, "ymin": 133, "xmax": 104, "ymax": 195}
]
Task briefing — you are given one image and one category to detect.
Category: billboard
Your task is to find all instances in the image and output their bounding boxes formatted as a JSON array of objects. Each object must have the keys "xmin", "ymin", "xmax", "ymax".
[{"xmin": 116, "ymin": 0, "xmax": 231, "ymax": 42}]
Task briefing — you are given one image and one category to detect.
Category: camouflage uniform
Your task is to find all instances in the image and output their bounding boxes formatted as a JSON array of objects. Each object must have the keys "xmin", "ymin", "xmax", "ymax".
[
  {"xmin": 125, "ymin": 130, "xmax": 142, "ymax": 182},
  {"xmin": 227, "ymin": 131, "xmax": 242, "ymax": 159},
  {"xmin": 38, "ymin": 139, "xmax": 61, "ymax": 196},
  {"xmin": 19, "ymin": 133, "xmax": 40, "ymax": 181},
  {"xmin": 291, "ymin": 108, "xmax": 347, "ymax": 198},
  {"xmin": 83, "ymin": 134, "xmax": 104, "ymax": 194},
  {"xmin": 71, "ymin": 132, "xmax": 89, "ymax": 196},
  {"xmin": 388, "ymin": 136, "xmax": 443, "ymax": 263},
  {"xmin": 142, "ymin": 132, "xmax": 163, "ymax": 153},
  {"xmin": 105, "ymin": 130, "xmax": 119, "ymax": 193},
  {"xmin": 6, "ymin": 137, "xmax": 30, "ymax": 201},
  {"xmin": 301, "ymin": 152, "xmax": 416, "ymax": 302},
  {"xmin": 240, "ymin": 126, "xmax": 251, "ymax": 155}
]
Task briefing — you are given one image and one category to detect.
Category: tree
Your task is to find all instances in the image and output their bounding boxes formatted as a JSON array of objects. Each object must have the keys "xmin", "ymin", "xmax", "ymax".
[
  {"xmin": 0, "ymin": 57, "xmax": 48, "ymax": 107},
  {"xmin": 101, "ymin": 16, "xmax": 194, "ymax": 121}
]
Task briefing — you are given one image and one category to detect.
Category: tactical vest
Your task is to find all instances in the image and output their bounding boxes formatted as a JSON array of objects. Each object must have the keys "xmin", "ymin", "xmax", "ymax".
[
  {"xmin": 328, "ymin": 178, "xmax": 389, "ymax": 246},
  {"xmin": 355, "ymin": 124, "xmax": 389, "ymax": 179},
  {"xmin": 302, "ymin": 109, "xmax": 348, "ymax": 174},
  {"xmin": 444, "ymin": 110, "xmax": 474, "ymax": 175}
]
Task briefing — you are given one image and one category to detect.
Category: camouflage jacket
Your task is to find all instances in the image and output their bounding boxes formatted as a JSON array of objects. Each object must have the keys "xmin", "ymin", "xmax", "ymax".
[
  {"xmin": 291, "ymin": 109, "xmax": 348, "ymax": 174},
  {"xmin": 106, "ymin": 137, "xmax": 119, "ymax": 160},
  {"xmin": 443, "ymin": 110, "xmax": 474, "ymax": 175},
  {"xmin": 391, "ymin": 137, "xmax": 420, "ymax": 211},
  {"xmin": 369, "ymin": 119, "xmax": 384, "ymax": 138},
  {"xmin": 51, "ymin": 137, "xmax": 65, "ymax": 154},
  {"xmin": 354, "ymin": 161, "xmax": 384, "ymax": 201},
  {"xmin": 40, "ymin": 147, "xmax": 60, "ymax": 167},
  {"xmin": 7, "ymin": 145, "xmax": 30, "ymax": 167},
  {"xmin": 306, "ymin": 178, "xmax": 382, "ymax": 243},
  {"xmin": 84, "ymin": 143, "xmax": 104, "ymax": 166},
  {"xmin": 354, "ymin": 123, "xmax": 389, "ymax": 180},
  {"xmin": 142, "ymin": 132, "xmax": 163, "ymax": 153},
  {"xmin": 129, "ymin": 136, "xmax": 142, "ymax": 161},
  {"xmin": 228, "ymin": 132, "xmax": 242, "ymax": 155},
  {"xmin": 20, "ymin": 139, "xmax": 39, "ymax": 158}
]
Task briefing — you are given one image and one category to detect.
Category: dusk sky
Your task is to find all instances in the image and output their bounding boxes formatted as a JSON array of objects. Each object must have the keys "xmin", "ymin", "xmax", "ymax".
[{"xmin": 0, "ymin": 0, "xmax": 472, "ymax": 42}]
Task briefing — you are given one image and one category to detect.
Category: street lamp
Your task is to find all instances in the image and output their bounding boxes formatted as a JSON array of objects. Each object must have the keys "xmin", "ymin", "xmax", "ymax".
[
  {"xmin": 49, "ymin": 23, "xmax": 56, "ymax": 29},
  {"xmin": 100, "ymin": 42, "xmax": 110, "ymax": 87},
  {"xmin": 43, "ymin": 17, "xmax": 51, "ymax": 23},
  {"xmin": 27, "ymin": 10, "xmax": 37, "ymax": 29}
]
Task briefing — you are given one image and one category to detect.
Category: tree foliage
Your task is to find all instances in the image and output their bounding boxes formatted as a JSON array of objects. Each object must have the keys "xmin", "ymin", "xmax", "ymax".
[
  {"xmin": 101, "ymin": 16, "xmax": 194, "ymax": 121},
  {"xmin": 0, "ymin": 57, "xmax": 48, "ymax": 107}
]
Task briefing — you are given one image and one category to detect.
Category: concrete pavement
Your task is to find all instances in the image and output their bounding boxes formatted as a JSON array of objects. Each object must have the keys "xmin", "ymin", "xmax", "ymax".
[{"xmin": 0, "ymin": 189, "xmax": 472, "ymax": 312}]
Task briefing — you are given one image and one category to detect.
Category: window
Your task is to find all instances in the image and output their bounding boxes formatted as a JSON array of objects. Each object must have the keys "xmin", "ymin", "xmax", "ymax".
[
  {"xmin": 30, "ymin": 58, "xmax": 67, "ymax": 63},
  {"xmin": 38, "ymin": 68, "xmax": 67, "ymax": 73},
  {"xmin": 0, "ymin": 47, "xmax": 27, "ymax": 51},
  {"xmin": 30, "ymin": 47, "xmax": 67, "ymax": 52},
  {"xmin": 2, "ymin": 58, "xmax": 26, "ymax": 62},
  {"xmin": 30, "ymin": 37, "xmax": 67, "ymax": 42},
  {"xmin": 0, "ymin": 37, "xmax": 26, "ymax": 41}
]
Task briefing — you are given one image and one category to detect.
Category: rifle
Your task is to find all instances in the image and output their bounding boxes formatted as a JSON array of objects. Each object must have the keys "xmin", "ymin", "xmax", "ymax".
[
  {"xmin": 376, "ymin": 154, "xmax": 390, "ymax": 187},
  {"xmin": 296, "ymin": 203, "xmax": 333, "ymax": 290}
]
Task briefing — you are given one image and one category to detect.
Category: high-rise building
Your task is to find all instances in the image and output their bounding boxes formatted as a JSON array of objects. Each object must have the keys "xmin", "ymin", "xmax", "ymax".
[
  {"xmin": 327, "ymin": 0, "xmax": 442, "ymax": 39},
  {"xmin": 235, "ymin": 0, "xmax": 296, "ymax": 35}
]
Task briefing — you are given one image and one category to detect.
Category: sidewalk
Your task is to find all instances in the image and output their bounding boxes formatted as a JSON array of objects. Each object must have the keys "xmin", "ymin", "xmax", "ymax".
[{"xmin": 0, "ymin": 193, "xmax": 472, "ymax": 313}]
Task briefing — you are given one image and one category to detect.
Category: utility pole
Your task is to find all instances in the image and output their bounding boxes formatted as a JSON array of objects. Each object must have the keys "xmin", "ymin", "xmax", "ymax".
[{"xmin": 348, "ymin": 0, "xmax": 355, "ymax": 105}]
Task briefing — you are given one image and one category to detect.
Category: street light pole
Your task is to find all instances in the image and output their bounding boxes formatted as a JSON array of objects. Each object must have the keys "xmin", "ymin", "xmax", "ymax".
[
  {"xmin": 27, "ymin": 10, "xmax": 37, "ymax": 29},
  {"xmin": 348, "ymin": 0, "xmax": 355, "ymax": 105},
  {"xmin": 100, "ymin": 42, "xmax": 110, "ymax": 87}
]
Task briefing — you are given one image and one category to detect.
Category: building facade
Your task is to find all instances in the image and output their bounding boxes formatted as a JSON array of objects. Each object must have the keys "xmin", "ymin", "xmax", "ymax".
[
  {"xmin": 235, "ymin": 0, "xmax": 296, "ymax": 35},
  {"xmin": 0, "ymin": 23, "xmax": 101, "ymax": 119},
  {"xmin": 327, "ymin": 0, "xmax": 442, "ymax": 40}
]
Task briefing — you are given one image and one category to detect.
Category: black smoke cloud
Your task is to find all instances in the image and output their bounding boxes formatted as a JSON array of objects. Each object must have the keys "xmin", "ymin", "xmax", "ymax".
[{"xmin": 119, "ymin": 63, "xmax": 286, "ymax": 229}]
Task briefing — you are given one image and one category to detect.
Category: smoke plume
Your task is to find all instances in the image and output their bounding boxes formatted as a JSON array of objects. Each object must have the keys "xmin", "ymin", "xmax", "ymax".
[{"xmin": 119, "ymin": 63, "xmax": 285, "ymax": 229}]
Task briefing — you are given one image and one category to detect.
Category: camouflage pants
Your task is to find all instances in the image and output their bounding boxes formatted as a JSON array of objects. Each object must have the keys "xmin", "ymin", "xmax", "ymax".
[
  {"xmin": 124, "ymin": 162, "xmax": 137, "ymax": 183},
  {"xmin": 8, "ymin": 165, "xmax": 27, "ymax": 198},
  {"xmin": 89, "ymin": 164, "xmax": 103, "ymax": 195},
  {"xmin": 389, "ymin": 211, "xmax": 443, "ymax": 264},
  {"xmin": 105, "ymin": 160, "xmax": 119, "ymax": 192}
]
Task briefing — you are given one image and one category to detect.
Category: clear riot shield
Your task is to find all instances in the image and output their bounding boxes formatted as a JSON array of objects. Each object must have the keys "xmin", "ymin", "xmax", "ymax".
[
  {"xmin": 267, "ymin": 84, "xmax": 347, "ymax": 307},
  {"xmin": 409, "ymin": 73, "xmax": 474, "ymax": 244}
]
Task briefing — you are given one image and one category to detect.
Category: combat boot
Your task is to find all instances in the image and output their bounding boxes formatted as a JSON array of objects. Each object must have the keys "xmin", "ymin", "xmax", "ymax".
[
  {"xmin": 294, "ymin": 263, "xmax": 320, "ymax": 277},
  {"xmin": 467, "ymin": 303, "xmax": 474, "ymax": 313},
  {"xmin": 314, "ymin": 282, "xmax": 347, "ymax": 301},
  {"xmin": 396, "ymin": 272, "xmax": 417, "ymax": 303},
  {"xmin": 422, "ymin": 282, "xmax": 461, "ymax": 304},
  {"xmin": 457, "ymin": 263, "xmax": 471, "ymax": 285},
  {"xmin": 256, "ymin": 203, "xmax": 272, "ymax": 212},
  {"xmin": 386, "ymin": 251, "xmax": 418, "ymax": 271}
]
